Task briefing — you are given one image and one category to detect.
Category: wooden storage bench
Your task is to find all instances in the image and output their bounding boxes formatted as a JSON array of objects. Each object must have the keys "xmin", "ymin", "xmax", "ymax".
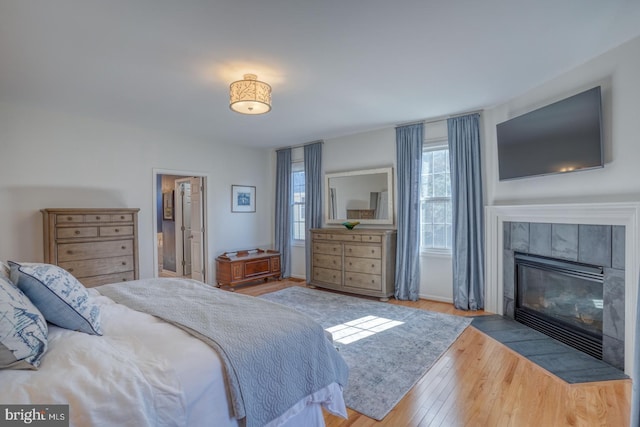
[{"xmin": 215, "ymin": 249, "xmax": 281, "ymax": 289}]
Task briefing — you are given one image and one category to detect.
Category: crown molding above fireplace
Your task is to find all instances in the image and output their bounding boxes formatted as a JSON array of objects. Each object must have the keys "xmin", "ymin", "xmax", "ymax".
[{"xmin": 485, "ymin": 201, "xmax": 640, "ymax": 375}]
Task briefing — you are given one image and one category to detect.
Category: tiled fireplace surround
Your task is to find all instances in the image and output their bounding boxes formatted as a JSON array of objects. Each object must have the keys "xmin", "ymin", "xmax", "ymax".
[
  {"xmin": 485, "ymin": 203, "xmax": 639, "ymax": 375},
  {"xmin": 502, "ymin": 221, "xmax": 625, "ymax": 369}
]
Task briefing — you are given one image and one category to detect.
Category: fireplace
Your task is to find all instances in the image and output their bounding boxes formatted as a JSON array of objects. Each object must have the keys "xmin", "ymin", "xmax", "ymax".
[{"xmin": 514, "ymin": 252, "xmax": 604, "ymax": 359}]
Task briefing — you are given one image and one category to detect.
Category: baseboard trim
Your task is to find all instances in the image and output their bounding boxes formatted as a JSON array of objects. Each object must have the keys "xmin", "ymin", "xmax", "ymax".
[{"xmin": 419, "ymin": 293, "xmax": 453, "ymax": 304}]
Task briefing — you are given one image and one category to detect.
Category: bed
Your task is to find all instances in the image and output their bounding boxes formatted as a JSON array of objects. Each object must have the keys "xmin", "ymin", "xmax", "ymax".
[{"xmin": 0, "ymin": 262, "xmax": 349, "ymax": 427}]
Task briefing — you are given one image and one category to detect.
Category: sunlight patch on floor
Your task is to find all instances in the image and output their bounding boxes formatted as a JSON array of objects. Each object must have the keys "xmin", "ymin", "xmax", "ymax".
[{"xmin": 326, "ymin": 315, "xmax": 404, "ymax": 344}]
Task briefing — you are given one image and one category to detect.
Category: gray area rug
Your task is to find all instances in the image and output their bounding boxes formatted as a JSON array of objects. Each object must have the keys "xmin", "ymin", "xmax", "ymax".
[{"xmin": 259, "ymin": 287, "xmax": 471, "ymax": 420}]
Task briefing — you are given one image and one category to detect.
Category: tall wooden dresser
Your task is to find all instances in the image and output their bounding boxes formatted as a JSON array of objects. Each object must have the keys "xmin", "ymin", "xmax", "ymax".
[
  {"xmin": 309, "ymin": 228, "xmax": 396, "ymax": 301},
  {"xmin": 42, "ymin": 208, "xmax": 140, "ymax": 287}
]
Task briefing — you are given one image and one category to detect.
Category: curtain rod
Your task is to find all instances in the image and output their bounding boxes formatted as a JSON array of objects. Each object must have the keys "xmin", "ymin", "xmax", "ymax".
[
  {"xmin": 275, "ymin": 140, "xmax": 323, "ymax": 152},
  {"xmin": 396, "ymin": 109, "xmax": 483, "ymax": 127}
]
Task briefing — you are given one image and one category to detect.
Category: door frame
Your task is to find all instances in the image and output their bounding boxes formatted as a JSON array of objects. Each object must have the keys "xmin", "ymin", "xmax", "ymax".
[{"xmin": 152, "ymin": 168, "xmax": 209, "ymax": 283}]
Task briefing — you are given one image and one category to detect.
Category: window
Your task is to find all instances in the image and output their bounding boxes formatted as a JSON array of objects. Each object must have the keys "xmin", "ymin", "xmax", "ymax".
[
  {"xmin": 292, "ymin": 162, "xmax": 305, "ymax": 241},
  {"xmin": 420, "ymin": 144, "xmax": 452, "ymax": 251}
]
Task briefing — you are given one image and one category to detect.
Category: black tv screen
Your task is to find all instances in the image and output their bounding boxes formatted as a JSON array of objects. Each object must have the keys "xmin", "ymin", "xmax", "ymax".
[{"xmin": 496, "ymin": 86, "xmax": 603, "ymax": 180}]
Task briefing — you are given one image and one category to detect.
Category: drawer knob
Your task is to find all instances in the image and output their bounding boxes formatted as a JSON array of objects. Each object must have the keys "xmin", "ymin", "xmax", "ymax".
[
  {"xmin": 96, "ymin": 216, "xmax": 101, "ymax": 220},
  {"xmin": 66, "ymin": 250, "xmax": 73, "ymax": 255},
  {"xmin": 115, "ymin": 228, "xmax": 120, "ymax": 232},
  {"xmin": 122, "ymin": 262, "xmax": 127, "ymax": 266},
  {"xmin": 121, "ymin": 246, "xmax": 126, "ymax": 250},
  {"xmin": 371, "ymin": 250, "xmax": 374, "ymax": 253},
  {"xmin": 371, "ymin": 264, "xmax": 375, "ymax": 268},
  {"xmin": 120, "ymin": 216, "xmax": 125, "ymax": 220},
  {"xmin": 371, "ymin": 280, "xmax": 375, "ymax": 283},
  {"xmin": 121, "ymin": 278, "xmax": 127, "ymax": 281},
  {"xmin": 67, "ymin": 216, "xmax": 72, "ymax": 221},
  {"xmin": 349, "ymin": 248, "xmax": 352, "ymax": 252},
  {"xmin": 349, "ymin": 262, "xmax": 352, "ymax": 266},
  {"xmin": 67, "ymin": 268, "xmax": 74, "ymax": 272},
  {"xmin": 74, "ymin": 230, "xmax": 80, "ymax": 235}
]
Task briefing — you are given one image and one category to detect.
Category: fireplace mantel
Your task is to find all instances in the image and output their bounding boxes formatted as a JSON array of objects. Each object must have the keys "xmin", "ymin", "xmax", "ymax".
[{"xmin": 485, "ymin": 202, "xmax": 640, "ymax": 375}]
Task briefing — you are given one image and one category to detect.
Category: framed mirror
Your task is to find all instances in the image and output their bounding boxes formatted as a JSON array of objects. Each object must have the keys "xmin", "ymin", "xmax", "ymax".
[{"xmin": 325, "ymin": 167, "xmax": 394, "ymax": 225}]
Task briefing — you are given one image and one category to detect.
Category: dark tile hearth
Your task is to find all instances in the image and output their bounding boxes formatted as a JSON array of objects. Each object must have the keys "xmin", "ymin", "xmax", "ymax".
[{"xmin": 471, "ymin": 315, "xmax": 628, "ymax": 384}]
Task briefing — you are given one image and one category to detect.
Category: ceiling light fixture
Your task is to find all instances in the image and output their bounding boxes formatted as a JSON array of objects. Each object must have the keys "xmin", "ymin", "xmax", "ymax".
[{"xmin": 229, "ymin": 74, "xmax": 272, "ymax": 115}]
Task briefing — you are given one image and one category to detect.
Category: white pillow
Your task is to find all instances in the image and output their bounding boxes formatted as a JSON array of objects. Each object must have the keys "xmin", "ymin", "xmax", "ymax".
[
  {"xmin": 9, "ymin": 262, "xmax": 102, "ymax": 336},
  {"xmin": 0, "ymin": 276, "xmax": 48, "ymax": 369}
]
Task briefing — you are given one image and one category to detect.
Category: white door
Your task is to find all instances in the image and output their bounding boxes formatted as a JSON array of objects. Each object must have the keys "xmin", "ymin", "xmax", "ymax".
[
  {"xmin": 190, "ymin": 177, "xmax": 205, "ymax": 282},
  {"xmin": 174, "ymin": 179, "xmax": 193, "ymax": 276}
]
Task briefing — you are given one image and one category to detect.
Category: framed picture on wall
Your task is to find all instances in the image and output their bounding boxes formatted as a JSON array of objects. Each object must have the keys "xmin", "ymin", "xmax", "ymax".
[
  {"xmin": 163, "ymin": 191, "xmax": 174, "ymax": 220},
  {"xmin": 231, "ymin": 185, "xmax": 256, "ymax": 213}
]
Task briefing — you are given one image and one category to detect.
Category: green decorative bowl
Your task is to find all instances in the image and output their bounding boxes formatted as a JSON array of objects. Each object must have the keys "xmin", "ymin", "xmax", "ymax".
[{"xmin": 342, "ymin": 221, "xmax": 360, "ymax": 230}]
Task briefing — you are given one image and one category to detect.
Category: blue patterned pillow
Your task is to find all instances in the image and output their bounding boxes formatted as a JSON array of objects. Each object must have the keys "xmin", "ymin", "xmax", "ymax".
[
  {"xmin": 0, "ymin": 276, "xmax": 48, "ymax": 369},
  {"xmin": 9, "ymin": 262, "xmax": 102, "ymax": 336}
]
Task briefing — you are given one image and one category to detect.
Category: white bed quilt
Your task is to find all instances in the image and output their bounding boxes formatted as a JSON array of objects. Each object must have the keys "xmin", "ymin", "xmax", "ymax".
[
  {"xmin": 0, "ymin": 290, "xmax": 345, "ymax": 427},
  {"xmin": 0, "ymin": 292, "xmax": 187, "ymax": 426}
]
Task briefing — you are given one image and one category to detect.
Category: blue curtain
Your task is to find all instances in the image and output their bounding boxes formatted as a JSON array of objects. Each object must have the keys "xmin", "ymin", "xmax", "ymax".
[
  {"xmin": 275, "ymin": 148, "xmax": 292, "ymax": 278},
  {"xmin": 304, "ymin": 142, "xmax": 323, "ymax": 283},
  {"xmin": 631, "ymin": 280, "xmax": 640, "ymax": 426},
  {"xmin": 394, "ymin": 123, "xmax": 423, "ymax": 301},
  {"xmin": 448, "ymin": 114, "xmax": 484, "ymax": 310}
]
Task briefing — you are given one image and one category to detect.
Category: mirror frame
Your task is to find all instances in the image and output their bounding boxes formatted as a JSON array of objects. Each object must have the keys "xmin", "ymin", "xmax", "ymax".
[{"xmin": 324, "ymin": 166, "xmax": 394, "ymax": 226}]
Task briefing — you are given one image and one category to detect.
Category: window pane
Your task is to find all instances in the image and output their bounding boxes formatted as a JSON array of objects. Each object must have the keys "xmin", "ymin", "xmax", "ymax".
[
  {"xmin": 422, "ymin": 224, "xmax": 433, "ymax": 248},
  {"xmin": 433, "ymin": 224, "xmax": 446, "ymax": 248},
  {"xmin": 433, "ymin": 173, "xmax": 447, "ymax": 197},
  {"xmin": 420, "ymin": 145, "xmax": 452, "ymax": 250},
  {"xmin": 432, "ymin": 150, "xmax": 446, "ymax": 173},
  {"xmin": 433, "ymin": 201, "xmax": 445, "ymax": 224},
  {"xmin": 292, "ymin": 170, "xmax": 305, "ymax": 241}
]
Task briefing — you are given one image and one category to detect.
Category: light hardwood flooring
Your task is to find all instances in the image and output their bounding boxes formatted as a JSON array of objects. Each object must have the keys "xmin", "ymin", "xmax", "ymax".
[{"xmin": 231, "ymin": 279, "xmax": 631, "ymax": 427}]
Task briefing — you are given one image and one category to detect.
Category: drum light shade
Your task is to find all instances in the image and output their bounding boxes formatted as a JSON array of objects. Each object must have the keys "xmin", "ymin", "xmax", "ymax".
[{"xmin": 229, "ymin": 74, "xmax": 272, "ymax": 115}]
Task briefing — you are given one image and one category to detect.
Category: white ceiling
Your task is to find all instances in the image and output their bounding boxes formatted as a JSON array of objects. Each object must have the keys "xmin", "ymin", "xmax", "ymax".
[{"xmin": 1, "ymin": 1, "xmax": 639, "ymax": 149}]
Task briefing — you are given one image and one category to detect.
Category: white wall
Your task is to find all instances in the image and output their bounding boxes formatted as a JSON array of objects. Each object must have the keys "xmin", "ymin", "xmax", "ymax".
[
  {"xmin": 291, "ymin": 127, "xmax": 454, "ymax": 301},
  {"xmin": 484, "ymin": 35, "xmax": 640, "ymax": 205},
  {"xmin": 0, "ymin": 102, "xmax": 274, "ymax": 284}
]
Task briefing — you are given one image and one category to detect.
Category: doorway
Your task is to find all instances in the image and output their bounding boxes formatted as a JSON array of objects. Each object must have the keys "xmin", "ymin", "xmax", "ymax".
[{"xmin": 155, "ymin": 172, "xmax": 207, "ymax": 282}]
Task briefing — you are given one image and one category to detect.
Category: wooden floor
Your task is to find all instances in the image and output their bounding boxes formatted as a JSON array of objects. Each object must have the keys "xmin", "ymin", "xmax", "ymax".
[{"xmin": 232, "ymin": 279, "xmax": 632, "ymax": 427}]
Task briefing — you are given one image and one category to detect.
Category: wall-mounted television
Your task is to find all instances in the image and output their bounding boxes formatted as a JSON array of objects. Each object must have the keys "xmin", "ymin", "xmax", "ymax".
[{"xmin": 496, "ymin": 86, "xmax": 603, "ymax": 181}]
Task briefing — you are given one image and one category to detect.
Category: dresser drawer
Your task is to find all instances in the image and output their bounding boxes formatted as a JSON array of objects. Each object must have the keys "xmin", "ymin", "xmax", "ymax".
[
  {"xmin": 111, "ymin": 213, "xmax": 133, "ymax": 222},
  {"xmin": 100, "ymin": 225, "xmax": 133, "ymax": 237},
  {"xmin": 57, "ymin": 227, "xmax": 99, "ymax": 239},
  {"xmin": 345, "ymin": 257, "xmax": 381, "ymax": 274},
  {"xmin": 345, "ymin": 244, "xmax": 381, "ymax": 259},
  {"xmin": 80, "ymin": 271, "xmax": 135, "ymax": 288},
  {"xmin": 84, "ymin": 213, "xmax": 110, "ymax": 222},
  {"xmin": 313, "ymin": 242, "xmax": 342, "ymax": 256},
  {"xmin": 328, "ymin": 233, "xmax": 361, "ymax": 242},
  {"xmin": 313, "ymin": 267, "xmax": 342, "ymax": 285},
  {"xmin": 58, "ymin": 239, "xmax": 134, "ymax": 262},
  {"xmin": 345, "ymin": 272, "xmax": 382, "ymax": 291},
  {"xmin": 59, "ymin": 255, "xmax": 134, "ymax": 278},
  {"xmin": 361, "ymin": 235, "xmax": 382, "ymax": 243},
  {"xmin": 313, "ymin": 253, "xmax": 342, "ymax": 269},
  {"xmin": 57, "ymin": 214, "xmax": 84, "ymax": 223},
  {"xmin": 312, "ymin": 233, "xmax": 330, "ymax": 240}
]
